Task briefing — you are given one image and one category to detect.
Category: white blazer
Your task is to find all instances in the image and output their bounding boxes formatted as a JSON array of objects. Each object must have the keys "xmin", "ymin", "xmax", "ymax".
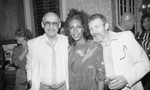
[
  {"xmin": 107, "ymin": 31, "xmax": 150, "ymax": 90},
  {"xmin": 26, "ymin": 34, "xmax": 69, "ymax": 90}
]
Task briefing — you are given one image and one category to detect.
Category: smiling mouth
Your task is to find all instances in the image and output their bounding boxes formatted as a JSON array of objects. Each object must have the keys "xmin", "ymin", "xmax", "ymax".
[
  {"xmin": 92, "ymin": 33, "xmax": 101, "ymax": 37},
  {"xmin": 47, "ymin": 29, "xmax": 55, "ymax": 32},
  {"xmin": 73, "ymin": 34, "xmax": 80, "ymax": 38}
]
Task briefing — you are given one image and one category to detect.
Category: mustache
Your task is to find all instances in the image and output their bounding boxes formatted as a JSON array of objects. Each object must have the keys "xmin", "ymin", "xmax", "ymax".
[{"xmin": 92, "ymin": 33, "xmax": 101, "ymax": 37}]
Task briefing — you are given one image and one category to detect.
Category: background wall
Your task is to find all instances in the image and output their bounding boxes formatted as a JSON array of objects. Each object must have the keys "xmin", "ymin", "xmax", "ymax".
[
  {"xmin": 63, "ymin": 0, "xmax": 113, "ymax": 29},
  {"xmin": 0, "ymin": 0, "xmax": 25, "ymax": 41}
]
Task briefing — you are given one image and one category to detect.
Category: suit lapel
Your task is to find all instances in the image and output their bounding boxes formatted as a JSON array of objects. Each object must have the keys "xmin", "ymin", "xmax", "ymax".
[{"xmin": 111, "ymin": 37, "xmax": 126, "ymax": 75}]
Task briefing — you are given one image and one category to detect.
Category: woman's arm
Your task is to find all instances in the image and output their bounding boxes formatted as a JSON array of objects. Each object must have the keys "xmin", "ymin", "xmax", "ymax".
[{"xmin": 98, "ymin": 81, "xmax": 105, "ymax": 90}]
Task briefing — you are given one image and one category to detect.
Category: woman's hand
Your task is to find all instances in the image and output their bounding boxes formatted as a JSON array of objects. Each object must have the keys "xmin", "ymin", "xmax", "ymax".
[
  {"xmin": 23, "ymin": 41, "xmax": 28, "ymax": 53},
  {"xmin": 19, "ymin": 41, "xmax": 28, "ymax": 61}
]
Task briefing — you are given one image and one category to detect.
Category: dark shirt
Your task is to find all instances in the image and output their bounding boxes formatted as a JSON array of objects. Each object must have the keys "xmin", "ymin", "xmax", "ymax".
[
  {"xmin": 69, "ymin": 40, "xmax": 105, "ymax": 90},
  {"xmin": 136, "ymin": 31, "xmax": 150, "ymax": 59},
  {"xmin": 113, "ymin": 26, "xmax": 123, "ymax": 32},
  {"xmin": 12, "ymin": 45, "xmax": 26, "ymax": 70}
]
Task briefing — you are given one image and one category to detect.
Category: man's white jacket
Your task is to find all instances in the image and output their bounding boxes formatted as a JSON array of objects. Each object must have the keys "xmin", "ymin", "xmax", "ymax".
[{"xmin": 26, "ymin": 34, "xmax": 69, "ymax": 90}]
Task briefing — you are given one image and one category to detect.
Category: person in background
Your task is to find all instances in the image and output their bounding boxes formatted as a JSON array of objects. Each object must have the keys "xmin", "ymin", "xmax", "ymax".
[
  {"xmin": 65, "ymin": 9, "xmax": 105, "ymax": 90},
  {"xmin": 135, "ymin": 13, "xmax": 150, "ymax": 90},
  {"xmin": 136, "ymin": 13, "xmax": 150, "ymax": 58},
  {"xmin": 0, "ymin": 43, "xmax": 6, "ymax": 90},
  {"xmin": 26, "ymin": 12, "xmax": 69, "ymax": 90},
  {"xmin": 88, "ymin": 13, "xmax": 150, "ymax": 90},
  {"xmin": 113, "ymin": 12, "xmax": 135, "ymax": 32},
  {"xmin": 59, "ymin": 21, "xmax": 66, "ymax": 35},
  {"xmin": 12, "ymin": 28, "xmax": 33, "ymax": 90}
]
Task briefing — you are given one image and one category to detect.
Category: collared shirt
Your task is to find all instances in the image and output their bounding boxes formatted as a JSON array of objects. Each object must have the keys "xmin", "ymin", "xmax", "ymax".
[
  {"xmin": 102, "ymin": 31, "xmax": 117, "ymax": 77},
  {"xmin": 40, "ymin": 34, "xmax": 67, "ymax": 85}
]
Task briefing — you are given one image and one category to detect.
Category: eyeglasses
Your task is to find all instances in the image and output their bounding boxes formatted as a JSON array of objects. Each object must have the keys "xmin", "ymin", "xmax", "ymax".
[{"xmin": 43, "ymin": 21, "xmax": 59, "ymax": 27}]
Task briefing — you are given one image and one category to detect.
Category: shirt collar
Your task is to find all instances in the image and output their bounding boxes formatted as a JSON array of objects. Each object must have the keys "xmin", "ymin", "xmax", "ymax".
[
  {"xmin": 102, "ymin": 31, "xmax": 118, "ymax": 47},
  {"xmin": 43, "ymin": 33, "xmax": 59, "ymax": 46}
]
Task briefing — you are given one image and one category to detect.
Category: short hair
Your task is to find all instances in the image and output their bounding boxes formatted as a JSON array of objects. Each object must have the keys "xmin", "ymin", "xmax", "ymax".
[
  {"xmin": 88, "ymin": 13, "xmax": 107, "ymax": 25},
  {"xmin": 65, "ymin": 9, "xmax": 92, "ymax": 46},
  {"xmin": 15, "ymin": 28, "xmax": 33, "ymax": 41},
  {"xmin": 140, "ymin": 13, "xmax": 150, "ymax": 32}
]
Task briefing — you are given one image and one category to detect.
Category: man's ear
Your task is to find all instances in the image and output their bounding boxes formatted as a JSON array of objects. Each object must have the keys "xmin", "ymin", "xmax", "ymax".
[
  {"xmin": 105, "ymin": 23, "xmax": 109, "ymax": 31},
  {"xmin": 41, "ymin": 22, "xmax": 44, "ymax": 28},
  {"xmin": 58, "ymin": 22, "xmax": 61, "ymax": 28}
]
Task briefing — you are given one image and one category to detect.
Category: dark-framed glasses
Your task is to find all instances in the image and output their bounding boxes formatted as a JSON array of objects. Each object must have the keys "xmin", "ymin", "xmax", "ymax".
[{"xmin": 44, "ymin": 21, "xmax": 59, "ymax": 27}]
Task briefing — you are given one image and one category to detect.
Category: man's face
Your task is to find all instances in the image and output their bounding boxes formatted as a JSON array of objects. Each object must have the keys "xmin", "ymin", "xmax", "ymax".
[
  {"xmin": 42, "ymin": 14, "xmax": 60, "ymax": 38},
  {"xmin": 125, "ymin": 19, "xmax": 135, "ymax": 30},
  {"xmin": 88, "ymin": 18, "xmax": 107, "ymax": 43}
]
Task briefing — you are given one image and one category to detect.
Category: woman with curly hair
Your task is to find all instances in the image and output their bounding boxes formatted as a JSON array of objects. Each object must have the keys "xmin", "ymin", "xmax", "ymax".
[
  {"xmin": 65, "ymin": 9, "xmax": 105, "ymax": 90},
  {"xmin": 12, "ymin": 28, "xmax": 33, "ymax": 90}
]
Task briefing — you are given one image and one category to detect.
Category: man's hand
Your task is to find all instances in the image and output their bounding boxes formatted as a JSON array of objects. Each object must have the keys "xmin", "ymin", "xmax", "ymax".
[{"xmin": 107, "ymin": 75, "xmax": 128, "ymax": 90}]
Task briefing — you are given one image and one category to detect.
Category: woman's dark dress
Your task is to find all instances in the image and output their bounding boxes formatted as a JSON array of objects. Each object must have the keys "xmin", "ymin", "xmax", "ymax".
[{"xmin": 69, "ymin": 41, "xmax": 105, "ymax": 90}]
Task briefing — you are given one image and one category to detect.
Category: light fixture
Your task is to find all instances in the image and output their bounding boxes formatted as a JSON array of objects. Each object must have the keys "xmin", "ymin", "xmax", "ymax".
[{"xmin": 139, "ymin": 0, "xmax": 150, "ymax": 14}]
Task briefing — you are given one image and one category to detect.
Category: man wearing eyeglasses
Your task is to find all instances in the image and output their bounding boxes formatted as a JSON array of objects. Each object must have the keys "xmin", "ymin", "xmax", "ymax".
[{"xmin": 26, "ymin": 12, "xmax": 69, "ymax": 90}]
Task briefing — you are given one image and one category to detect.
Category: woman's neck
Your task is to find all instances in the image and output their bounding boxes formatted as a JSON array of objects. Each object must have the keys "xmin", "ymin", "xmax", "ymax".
[{"xmin": 76, "ymin": 38, "xmax": 86, "ymax": 46}]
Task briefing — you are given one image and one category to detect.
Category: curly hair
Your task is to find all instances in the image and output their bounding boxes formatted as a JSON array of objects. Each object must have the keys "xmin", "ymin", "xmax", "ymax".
[
  {"xmin": 64, "ymin": 9, "xmax": 92, "ymax": 46},
  {"xmin": 15, "ymin": 28, "xmax": 33, "ymax": 41},
  {"xmin": 140, "ymin": 13, "xmax": 150, "ymax": 32}
]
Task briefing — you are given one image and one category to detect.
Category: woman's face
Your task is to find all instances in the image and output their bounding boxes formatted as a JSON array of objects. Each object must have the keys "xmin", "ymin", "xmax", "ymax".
[
  {"xmin": 69, "ymin": 19, "xmax": 84, "ymax": 41},
  {"xmin": 15, "ymin": 36, "xmax": 25, "ymax": 44},
  {"xmin": 143, "ymin": 17, "xmax": 150, "ymax": 30}
]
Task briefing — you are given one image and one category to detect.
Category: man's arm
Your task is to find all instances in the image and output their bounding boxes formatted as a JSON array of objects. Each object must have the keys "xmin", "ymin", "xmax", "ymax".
[
  {"xmin": 108, "ymin": 31, "xmax": 150, "ymax": 90},
  {"xmin": 123, "ymin": 31, "xmax": 150, "ymax": 87},
  {"xmin": 26, "ymin": 40, "xmax": 33, "ymax": 88}
]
